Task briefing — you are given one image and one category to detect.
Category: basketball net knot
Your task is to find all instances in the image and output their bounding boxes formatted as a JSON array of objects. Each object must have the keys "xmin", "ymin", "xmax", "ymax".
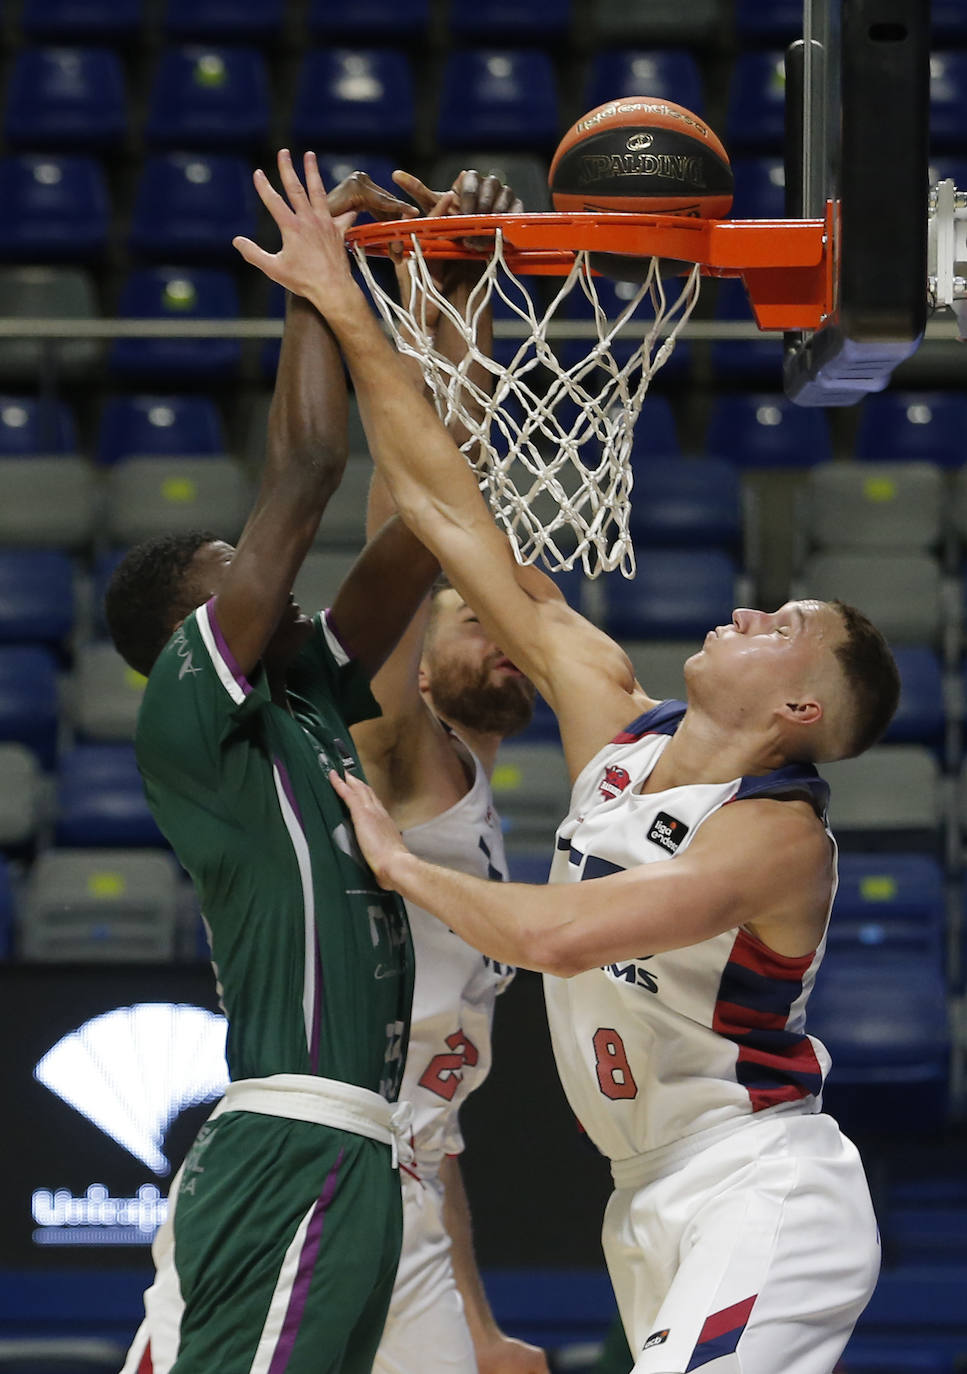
[{"xmin": 352, "ymin": 229, "xmax": 701, "ymax": 578}]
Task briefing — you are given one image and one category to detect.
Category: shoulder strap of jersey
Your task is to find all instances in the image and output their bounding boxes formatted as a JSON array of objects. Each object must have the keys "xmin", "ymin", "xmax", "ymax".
[
  {"xmin": 612, "ymin": 698, "xmax": 686, "ymax": 744},
  {"xmin": 733, "ymin": 763, "xmax": 830, "ymax": 820}
]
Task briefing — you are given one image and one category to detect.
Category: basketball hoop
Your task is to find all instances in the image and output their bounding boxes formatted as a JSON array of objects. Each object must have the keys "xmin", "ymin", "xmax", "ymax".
[{"xmin": 347, "ymin": 212, "xmax": 831, "ymax": 577}]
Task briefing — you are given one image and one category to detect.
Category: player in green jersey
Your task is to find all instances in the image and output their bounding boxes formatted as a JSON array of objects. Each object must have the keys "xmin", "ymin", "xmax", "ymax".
[{"xmin": 105, "ymin": 166, "xmax": 438, "ymax": 1374}]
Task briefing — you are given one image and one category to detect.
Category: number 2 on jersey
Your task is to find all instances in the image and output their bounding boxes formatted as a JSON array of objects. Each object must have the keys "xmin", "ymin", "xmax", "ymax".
[
  {"xmin": 593, "ymin": 1026, "xmax": 638, "ymax": 1100},
  {"xmin": 419, "ymin": 1029, "xmax": 480, "ymax": 1101}
]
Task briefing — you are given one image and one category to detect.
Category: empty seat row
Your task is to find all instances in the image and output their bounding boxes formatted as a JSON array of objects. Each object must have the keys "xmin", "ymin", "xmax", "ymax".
[
  {"xmin": 10, "ymin": 0, "xmax": 575, "ymax": 44},
  {"xmin": 0, "ymin": 46, "xmax": 556, "ymax": 155},
  {"xmin": 4, "ymin": 44, "xmax": 966, "ymax": 162},
  {"xmin": 724, "ymin": 49, "xmax": 967, "ymax": 152},
  {"xmin": 0, "ymin": 458, "xmax": 252, "ymax": 549},
  {"xmin": 7, "ymin": 147, "xmax": 967, "ymax": 272}
]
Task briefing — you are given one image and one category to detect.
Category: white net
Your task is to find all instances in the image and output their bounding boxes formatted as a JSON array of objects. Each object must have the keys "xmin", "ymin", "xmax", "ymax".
[{"xmin": 352, "ymin": 228, "xmax": 701, "ymax": 577}]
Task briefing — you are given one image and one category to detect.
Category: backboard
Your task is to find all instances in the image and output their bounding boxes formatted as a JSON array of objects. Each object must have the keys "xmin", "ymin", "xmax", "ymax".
[{"xmin": 783, "ymin": 0, "xmax": 930, "ymax": 405}]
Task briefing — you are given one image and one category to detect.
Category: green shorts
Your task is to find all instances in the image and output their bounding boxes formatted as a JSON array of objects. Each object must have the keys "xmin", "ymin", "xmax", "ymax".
[{"xmin": 169, "ymin": 1110, "xmax": 402, "ymax": 1374}]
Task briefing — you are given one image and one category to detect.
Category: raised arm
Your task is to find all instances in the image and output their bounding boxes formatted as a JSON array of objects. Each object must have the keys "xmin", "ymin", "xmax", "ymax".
[
  {"xmin": 351, "ymin": 171, "xmax": 520, "ymax": 746},
  {"xmin": 326, "ymin": 168, "xmax": 518, "ymax": 684},
  {"xmin": 234, "ymin": 151, "xmax": 650, "ymax": 773},
  {"xmin": 213, "ymin": 160, "xmax": 421, "ymax": 677}
]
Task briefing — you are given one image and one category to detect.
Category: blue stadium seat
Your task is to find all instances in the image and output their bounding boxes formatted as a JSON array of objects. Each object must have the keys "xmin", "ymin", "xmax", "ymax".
[
  {"xmin": 733, "ymin": 0, "xmax": 801, "ymax": 40},
  {"xmin": 163, "ymin": 0, "xmax": 286, "ymax": 40},
  {"xmin": 448, "ymin": 0, "xmax": 573, "ymax": 41},
  {"xmin": 930, "ymin": 154, "xmax": 967, "ymax": 189},
  {"xmin": 21, "ymin": 0, "xmax": 144, "ymax": 40},
  {"xmin": 3, "ymin": 47, "xmax": 127, "ymax": 151},
  {"xmin": 0, "ymin": 395, "xmax": 76, "ymax": 454},
  {"xmin": 290, "ymin": 49, "xmax": 415, "ymax": 150},
  {"xmin": 0, "ymin": 855, "xmax": 13, "ymax": 956},
  {"xmin": 91, "ymin": 550, "xmax": 125, "ymax": 637},
  {"xmin": 512, "ymin": 693, "xmax": 561, "ymax": 746},
  {"xmin": 109, "ymin": 267, "xmax": 241, "ymax": 383},
  {"xmin": 628, "ymin": 457, "xmax": 742, "ymax": 551},
  {"xmin": 883, "ymin": 1208, "xmax": 967, "ymax": 1267},
  {"xmin": 626, "ymin": 394, "xmax": 680, "ymax": 457},
  {"xmin": 307, "ymin": 0, "xmax": 430, "ymax": 39},
  {"xmin": 725, "ymin": 51, "xmax": 787, "ymax": 152},
  {"xmin": 0, "ymin": 646, "xmax": 60, "ymax": 768},
  {"xmin": 807, "ymin": 950, "xmax": 950, "ymax": 1132},
  {"xmin": 883, "ymin": 647, "xmax": 945, "ymax": 749},
  {"xmin": 709, "ymin": 278, "xmax": 784, "ymax": 383},
  {"xmin": 0, "ymin": 550, "xmax": 74, "ymax": 649},
  {"xmin": 0, "ymin": 154, "xmax": 109, "ymax": 263},
  {"xmin": 600, "ymin": 550, "xmax": 737, "ymax": 639},
  {"xmin": 258, "ymin": 278, "xmax": 286, "ymax": 380},
  {"xmin": 55, "ymin": 744, "xmax": 164, "ymax": 847},
  {"xmin": 705, "ymin": 392, "xmax": 833, "ymax": 467},
  {"xmin": 436, "ymin": 50, "xmax": 559, "ymax": 151},
  {"xmin": 730, "ymin": 155, "xmax": 786, "ymax": 218},
  {"xmin": 97, "ymin": 393, "xmax": 226, "ymax": 465},
  {"xmin": 0, "ymin": 264, "xmax": 102, "ymax": 384},
  {"xmin": 854, "ymin": 390, "xmax": 967, "ymax": 465},
  {"xmin": 555, "ymin": 278, "xmax": 693, "ymax": 385},
  {"xmin": 846, "ymin": 1267, "xmax": 967, "ymax": 1372},
  {"xmin": 315, "ymin": 153, "xmax": 400, "ymax": 204},
  {"xmin": 930, "ymin": 52, "xmax": 967, "ymax": 150},
  {"xmin": 505, "ymin": 847, "xmax": 554, "ymax": 883},
  {"xmin": 881, "ymin": 1172, "xmax": 967, "ymax": 1273},
  {"xmin": 830, "ymin": 853, "xmax": 945, "ymax": 956},
  {"xmin": 144, "ymin": 47, "xmax": 270, "ymax": 150},
  {"xmin": 129, "ymin": 153, "xmax": 257, "ymax": 262},
  {"xmin": 583, "ymin": 48, "xmax": 705, "ymax": 116},
  {"xmin": 933, "ymin": 0, "xmax": 967, "ymax": 42}
]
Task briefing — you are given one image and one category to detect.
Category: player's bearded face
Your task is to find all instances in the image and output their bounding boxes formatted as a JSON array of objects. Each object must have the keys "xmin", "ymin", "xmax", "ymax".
[{"xmin": 427, "ymin": 643, "xmax": 535, "ymax": 737}]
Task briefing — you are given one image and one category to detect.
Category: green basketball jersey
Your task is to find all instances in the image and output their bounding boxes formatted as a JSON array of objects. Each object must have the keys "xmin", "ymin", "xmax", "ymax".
[{"xmin": 135, "ymin": 599, "xmax": 413, "ymax": 1100}]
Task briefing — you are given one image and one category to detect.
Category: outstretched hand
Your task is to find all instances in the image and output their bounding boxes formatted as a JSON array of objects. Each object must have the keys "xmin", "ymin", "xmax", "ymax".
[
  {"xmin": 329, "ymin": 768, "xmax": 409, "ymax": 890},
  {"xmin": 326, "ymin": 168, "xmax": 421, "ymax": 224},
  {"xmin": 387, "ymin": 167, "xmax": 524, "ymax": 315},
  {"xmin": 233, "ymin": 149, "xmax": 366, "ymax": 314}
]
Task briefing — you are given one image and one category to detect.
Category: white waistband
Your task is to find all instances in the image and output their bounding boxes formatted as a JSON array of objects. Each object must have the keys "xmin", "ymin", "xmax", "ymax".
[
  {"xmin": 609, "ymin": 1102, "xmax": 818, "ymax": 1191},
  {"xmin": 210, "ymin": 1074, "xmax": 414, "ymax": 1169}
]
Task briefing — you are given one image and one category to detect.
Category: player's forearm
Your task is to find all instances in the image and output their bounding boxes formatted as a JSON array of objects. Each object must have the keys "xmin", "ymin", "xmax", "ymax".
[
  {"xmin": 317, "ymin": 285, "xmax": 492, "ymax": 555},
  {"xmin": 261, "ymin": 294, "xmax": 348, "ymax": 510},
  {"xmin": 383, "ymin": 850, "xmax": 569, "ymax": 974},
  {"xmin": 440, "ymin": 1155, "xmax": 503, "ymax": 1347}
]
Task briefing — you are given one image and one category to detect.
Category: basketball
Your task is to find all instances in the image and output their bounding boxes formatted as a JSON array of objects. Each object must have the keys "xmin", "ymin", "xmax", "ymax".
[{"xmin": 548, "ymin": 97, "xmax": 733, "ymax": 218}]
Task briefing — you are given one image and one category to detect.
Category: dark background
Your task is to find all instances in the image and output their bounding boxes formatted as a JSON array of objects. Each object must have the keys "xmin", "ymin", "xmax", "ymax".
[{"xmin": 0, "ymin": 964, "xmax": 612, "ymax": 1273}]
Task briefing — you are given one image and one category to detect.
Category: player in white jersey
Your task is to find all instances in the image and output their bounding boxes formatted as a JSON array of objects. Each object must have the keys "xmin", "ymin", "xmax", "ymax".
[
  {"xmin": 357, "ymin": 503, "xmax": 547, "ymax": 1374},
  {"xmin": 231, "ymin": 157, "xmax": 904, "ymax": 1374}
]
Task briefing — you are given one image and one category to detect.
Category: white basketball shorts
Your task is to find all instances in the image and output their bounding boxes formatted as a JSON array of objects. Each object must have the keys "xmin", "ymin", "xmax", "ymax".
[{"xmin": 602, "ymin": 1112, "xmax": 881, "ymax": 1374}]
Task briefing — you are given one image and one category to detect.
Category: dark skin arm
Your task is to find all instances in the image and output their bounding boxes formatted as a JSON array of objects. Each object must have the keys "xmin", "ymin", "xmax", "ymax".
[{"xmin": 212, "ymin": 158, "xmax": 420, "ymax": 678}]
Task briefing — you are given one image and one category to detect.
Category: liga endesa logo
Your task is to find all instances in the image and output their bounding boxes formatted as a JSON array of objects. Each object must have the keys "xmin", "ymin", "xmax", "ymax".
[{"xmin": 34, "ymin": 1003, "xmax": 229, "ymax": 1175}]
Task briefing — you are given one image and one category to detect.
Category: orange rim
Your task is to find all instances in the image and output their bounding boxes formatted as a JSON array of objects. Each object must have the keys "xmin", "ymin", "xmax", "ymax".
[{"xmin": 347, "ymin": 208, "xmax": 836, "ymax": 331}]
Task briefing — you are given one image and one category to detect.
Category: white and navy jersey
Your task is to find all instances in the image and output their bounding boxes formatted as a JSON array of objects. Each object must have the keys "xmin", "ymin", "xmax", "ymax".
[
  {"xmin": 401, "ymin": 740, "xmax": 514, "ymax": 1177},
  {"xmin": 543, "ymin": 700, "xmax": 836, "ymax": 1169}
]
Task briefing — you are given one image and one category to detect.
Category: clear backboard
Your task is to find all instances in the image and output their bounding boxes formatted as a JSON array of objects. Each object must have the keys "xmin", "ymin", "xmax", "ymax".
[{"xmin": 783, "ymin": 0, "xmax": 931, "ymax": 405}]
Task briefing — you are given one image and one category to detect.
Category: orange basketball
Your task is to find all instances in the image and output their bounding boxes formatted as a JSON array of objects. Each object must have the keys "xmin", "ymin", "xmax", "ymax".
[{"xmin": 548, "ymin": 97, "xmax": 733, "ymax": 218}]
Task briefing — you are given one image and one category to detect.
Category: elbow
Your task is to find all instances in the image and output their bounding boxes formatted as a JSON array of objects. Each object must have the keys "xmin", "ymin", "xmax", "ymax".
[{"xmin": 518, "ymin": 923, "xmax": 589, "ymax": 980}]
